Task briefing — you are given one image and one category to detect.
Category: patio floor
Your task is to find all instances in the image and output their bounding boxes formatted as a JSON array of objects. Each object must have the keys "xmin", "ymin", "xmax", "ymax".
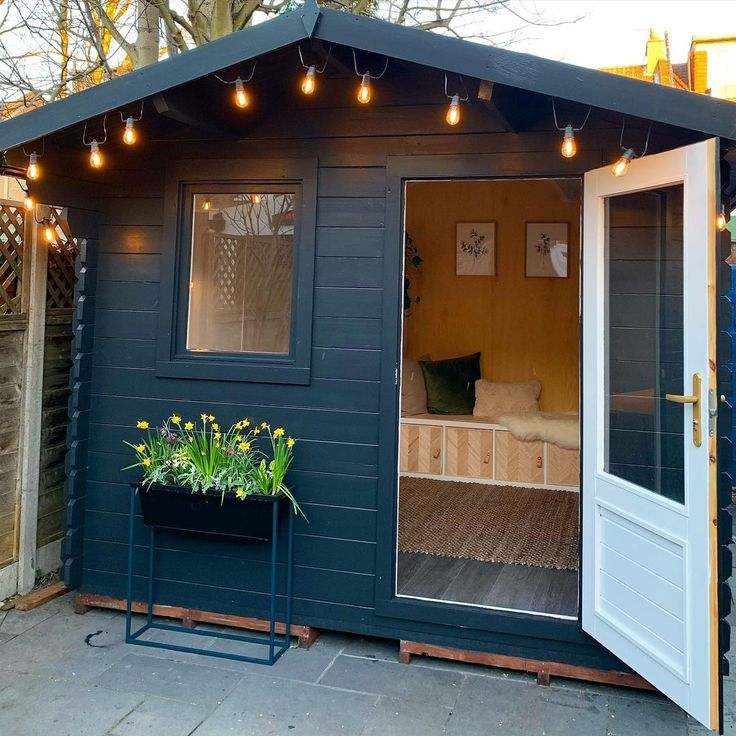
[{"xmin": 0, "ymin": 590, "xmax": 733, "ymax": 735}]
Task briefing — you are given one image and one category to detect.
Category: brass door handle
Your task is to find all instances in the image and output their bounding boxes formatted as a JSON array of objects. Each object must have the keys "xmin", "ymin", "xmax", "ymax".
[{"xmin": 666, "ymin": 372, "xmax": 702, "ymax": 447}]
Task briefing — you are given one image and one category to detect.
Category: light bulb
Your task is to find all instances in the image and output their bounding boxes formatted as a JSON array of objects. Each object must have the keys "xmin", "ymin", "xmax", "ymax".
[
  {"xmin": 202, "ymin": 198, "xmax": 211, "ymax": 211},
  {"xmin": 43, "ymin": 222, "xmax": 55, "ymax": 244},
  {"xmin": 561, "ymin": 125, "xmax": 576, "ymax": 158},
  {"xmin": 357, "ymin": 74, "xmax": 371, "ymax": 104},
  {"xmin": 446, "ymin": 94, "xmax": 461, "ymax": 126},
  {"xmin": 717, "ymin": 206, "xmax": 728, "ymax": 232},
  {"xmin": 26, "ymin": 152, "xmax": 39, "ymax": 181},
  {"xmin": 123, "ymin": 117, "xmax": 136, "ymax": 145},
  {"xmin": 24, "ymin": 195, "xmax": 33, "ymax": 211},
  {"xmin": 301, "ymin": 66, "xmax": 316, "ymax": 95},
  {"xmin": 251, "ymin": 193, "xmax": 261, "ymax": 205},
  {"xmin": 234, "ymin": 78, "xmax": 249, "ymax": 109},
  {"xmin": 612, "ymin": 148, "xmax": 635, "ymax": 177},
  {"xmin": 89, "ymin": 140, "xmax": 103, "ymax": 168}
]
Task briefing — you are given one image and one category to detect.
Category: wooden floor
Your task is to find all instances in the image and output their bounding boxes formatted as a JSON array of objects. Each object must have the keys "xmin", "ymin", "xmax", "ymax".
[{"xmin": 397, "ymin": 552, "xmax": 579, "ymax": 618}]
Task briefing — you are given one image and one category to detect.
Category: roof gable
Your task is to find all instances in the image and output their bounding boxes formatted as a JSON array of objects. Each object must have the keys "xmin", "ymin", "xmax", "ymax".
[{"xmin": 1, "ymin": 1, "xmax": 735, "ymax": 152}]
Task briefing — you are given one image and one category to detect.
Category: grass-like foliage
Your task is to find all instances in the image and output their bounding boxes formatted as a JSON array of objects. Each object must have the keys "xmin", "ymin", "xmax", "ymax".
[{"xmin": 124, "ymin": 414, "xmax": 302, "ymax": 516}]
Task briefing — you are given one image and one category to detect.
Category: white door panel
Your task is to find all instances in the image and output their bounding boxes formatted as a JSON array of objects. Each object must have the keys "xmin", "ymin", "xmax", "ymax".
[{"xmin": 582, "ymin": 139, "xmax": 718, "ymax": 729}]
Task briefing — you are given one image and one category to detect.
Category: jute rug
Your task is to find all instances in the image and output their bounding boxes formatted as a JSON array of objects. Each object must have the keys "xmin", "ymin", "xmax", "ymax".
[{"xmin": 398, "ymin": 477, "xmax": 579, "ymax": 571}]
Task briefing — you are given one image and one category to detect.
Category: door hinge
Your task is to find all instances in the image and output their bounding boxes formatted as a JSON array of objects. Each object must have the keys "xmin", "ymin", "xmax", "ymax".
[{"xmin": 708, "ymin": 388, "xmax": 718, "ymax": 437}]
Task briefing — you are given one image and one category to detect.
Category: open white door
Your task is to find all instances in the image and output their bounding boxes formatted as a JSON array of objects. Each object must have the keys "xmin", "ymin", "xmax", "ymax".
[{"xmin": 582, "ymin": 139, "xmax": 720, "ymax": 729}]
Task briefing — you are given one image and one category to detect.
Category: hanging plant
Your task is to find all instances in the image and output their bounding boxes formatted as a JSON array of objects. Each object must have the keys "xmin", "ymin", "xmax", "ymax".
[{"xmin": 404, "ymin": 232, "xmax": 423, "ymax": 313}]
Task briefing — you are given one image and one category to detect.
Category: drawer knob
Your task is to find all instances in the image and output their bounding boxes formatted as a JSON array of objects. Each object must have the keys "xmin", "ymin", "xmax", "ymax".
[
  {"xmin": 432, "ymin": 448, "xmax": 441, "ymax": 459},
  {"xmin": 536, "ymin": 456, "xmax": 543, "ymax": 468}
]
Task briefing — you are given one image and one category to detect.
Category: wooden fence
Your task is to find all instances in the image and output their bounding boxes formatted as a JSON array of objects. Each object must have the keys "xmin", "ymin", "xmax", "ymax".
[{"xmin": 0, "ymin": 201, "xmax": 77, "ymax": 597}]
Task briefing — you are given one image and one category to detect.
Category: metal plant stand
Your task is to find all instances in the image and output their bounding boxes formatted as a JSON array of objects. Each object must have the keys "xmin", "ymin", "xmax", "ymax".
[{"xmin": 125, "ymin": 485, "xmax": 294, "ymax": 665}]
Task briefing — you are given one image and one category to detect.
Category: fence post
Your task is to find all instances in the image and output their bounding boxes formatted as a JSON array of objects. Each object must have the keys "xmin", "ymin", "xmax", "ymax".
[{"xmin": 16, "ymin": 205, "xmax": 48, "ymax": 594}]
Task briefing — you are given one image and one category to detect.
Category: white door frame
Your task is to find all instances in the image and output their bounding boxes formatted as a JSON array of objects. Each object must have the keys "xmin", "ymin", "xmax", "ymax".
[{"xmin": 582, "ymin": 139, "xmax": 719, "ymax": 729}]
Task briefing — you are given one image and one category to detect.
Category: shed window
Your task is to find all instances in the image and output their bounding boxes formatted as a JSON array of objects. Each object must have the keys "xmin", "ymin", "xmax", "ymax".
[{"xmin": 187, "ymin": 192, "xmax": 296, "ymax": 355}]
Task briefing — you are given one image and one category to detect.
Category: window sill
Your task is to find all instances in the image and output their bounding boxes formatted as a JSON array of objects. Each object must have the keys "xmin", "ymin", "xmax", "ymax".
[{"xmin": 155, "ymin": 359, "xmax": 311, "ymax": 384}]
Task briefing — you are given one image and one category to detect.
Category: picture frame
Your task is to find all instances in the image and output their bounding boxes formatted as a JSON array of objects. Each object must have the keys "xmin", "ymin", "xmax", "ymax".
[
  {"xmin": 456, "ymin": 222, "xmax": 496, "ymax": 276},
  {"xmin": 525, "ymin": 222, "xmax": 569, "ymax": 278}
]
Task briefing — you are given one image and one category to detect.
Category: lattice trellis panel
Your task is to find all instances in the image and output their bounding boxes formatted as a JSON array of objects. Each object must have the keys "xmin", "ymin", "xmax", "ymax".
[
  {"xmin": 0, "ymin": 204, "xmax": 25, "ymax": 316},
  {"xmin": 213, "ymin": 236, "xmax": 245, "ymax": 310},
  {"xmin": 46, "ymin": 207, "xmax": 78, "ymax": 311}
]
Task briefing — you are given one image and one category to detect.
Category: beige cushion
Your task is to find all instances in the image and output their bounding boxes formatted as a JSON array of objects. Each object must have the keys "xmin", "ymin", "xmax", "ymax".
[
  {"xmin": 401, "ymin": 358, "xmax": 428, "ymax": 416},
  {"xmin": 473, "ymin": 379, "xmax": 541, "ymax": 422}
]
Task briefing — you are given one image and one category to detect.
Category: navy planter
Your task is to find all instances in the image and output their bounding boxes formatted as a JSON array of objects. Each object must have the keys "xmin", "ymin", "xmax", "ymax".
[{"xmin": 137, "ymin": 483, "xmax": 286, "ymax": 542}]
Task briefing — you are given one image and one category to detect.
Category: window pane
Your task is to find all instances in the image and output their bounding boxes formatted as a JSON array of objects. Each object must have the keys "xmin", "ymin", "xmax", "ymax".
[
  {"xmin": 187, "ymin": 192, "xmax": 295, "ymax": 354},
  {"xmin": 604, "ymin": 184, "xmax": 684, "ymax": 504}
]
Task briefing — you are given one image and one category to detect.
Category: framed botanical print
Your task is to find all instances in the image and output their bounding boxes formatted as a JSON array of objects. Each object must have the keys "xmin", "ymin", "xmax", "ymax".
[
  {"xmin": 456, "ymin": 222, "xmax": 496, "ymax": 276},
  {"xmin": 525, "ymin": 222, "xmax": 569, "ymax": 278}
]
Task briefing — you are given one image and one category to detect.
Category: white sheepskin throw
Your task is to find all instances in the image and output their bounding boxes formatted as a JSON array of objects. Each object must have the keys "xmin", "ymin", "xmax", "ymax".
[{"xmin": 497, "ymin": 412, "xmax": 580, "ymax": 450}]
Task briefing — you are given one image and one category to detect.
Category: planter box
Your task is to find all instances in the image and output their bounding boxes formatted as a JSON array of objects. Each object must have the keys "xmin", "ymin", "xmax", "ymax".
[{"xmin": 137, "ymin": 483, "xmax": 287, "ymax": 542}]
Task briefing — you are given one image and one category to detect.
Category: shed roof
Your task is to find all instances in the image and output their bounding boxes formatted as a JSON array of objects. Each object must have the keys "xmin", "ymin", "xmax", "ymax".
[{"xmin": 1, "ymin": 0, "xmax": 736, "ymax": 153}]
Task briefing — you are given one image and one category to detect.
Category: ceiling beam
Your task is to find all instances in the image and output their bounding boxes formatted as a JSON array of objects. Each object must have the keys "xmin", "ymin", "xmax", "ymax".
[
  {"xmin": 477, "ymin": 80, "xmax": 515, "ymax": 133},
  {"xmin": 153, "ymin": 91, "xmax": 242, "ymax": 140}
]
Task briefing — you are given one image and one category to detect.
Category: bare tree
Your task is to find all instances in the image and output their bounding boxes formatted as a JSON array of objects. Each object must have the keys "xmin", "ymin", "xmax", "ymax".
[{"xmin": 0, "ymin": 0, "xmax": 578, "ymax": 112}]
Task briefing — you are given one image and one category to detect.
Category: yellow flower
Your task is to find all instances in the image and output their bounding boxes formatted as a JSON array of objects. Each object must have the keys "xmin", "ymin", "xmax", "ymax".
[
  {"xmin": 261, "ymin": 422, "xmax": 268, "ymax": 429},
  {"xmin": 286, "ymin": 438, "xmax": 295, "ymax": 449},
  {"xmin": 235, "ymin": 434, "xmax": 243, "ymax": 442},
  {"xmin": 188, "ymin": 436, "xmax": 194, "ymax": 443},
  {"xmin": 135, "ymin": 443, "xmax": 145, "ymax": 452},
  {"xmin": 200, "ymin": 414, "xmax": 208, "ymax": 422},
  {"xmin": 215, "ymin": 442, "xmax": 220, "ymax": 448},
  {"xmin": 234, "ymin": 421, "xmax": 243, "ymax": 431},
  {"xmin": 235, "ymin": 487, "xmax": 246, "ymax": 499},
  {"xmin": 243, "ymin": 419, "xmax": 251, "ymax": 427},
  {"xmin": 212, "ymin": 423, "xmax": 220, "ymax": 431},
  {"xmin": 184, "ymin": 421, "xmax": 194, "ymax": 431},
  {"xmin": 214, "ymin": 432, "xmax": 222, "ymax": 441},
  {"xmin": 273, "ymin": 427, "xmax": 285, "ymax": 438},
  {"xmin": 239, "ymin": 441, "xmax": 251, "ymax": 452},
  {"xmin": 136, "ymin": 420, "xmax": 149, "ymax": 429},
  {"xmin": 171, "ymin": 414, "xmax": 181, "ymax": 424},
  {"xmin": 208, "ymin": 414, "xmax": 215, "ymax": 421},
  {"xmin": 142, "ymin": 457, "xmax": 151, "ymax": 467},
  {"xmin": 253, "ymin": 428, "xmax": 260, "ymax": 435}
]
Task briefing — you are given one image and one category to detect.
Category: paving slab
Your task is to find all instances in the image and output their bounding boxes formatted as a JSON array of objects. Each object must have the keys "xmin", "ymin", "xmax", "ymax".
[
  {"xmin": 448, "ymin": 672, "xmax": 610, "ymax": 736},
  {"xmin": 361, "ymin": 695, "xmax": 453, "ymax": 736},
  {"xmin": 318, "ymin": 653, "xmax": 465, "ymax": 707},
  {"xmin": 94, "ymin": 652, "xmax": 242, "ymax": 707},
  {"xmin": 598, "ymin": 692, "xmax": 689, "ymax": 736},
  {"xmin": 0, "ymin": 672, "xmax": 144, "ymax": 736},
  {"xmin": 191, "ymin": 674, "xmax": 378, "ymax": 736},
  {"xmin": 109, "ymin": 695, "xmax": 213, "ymax": 736}
]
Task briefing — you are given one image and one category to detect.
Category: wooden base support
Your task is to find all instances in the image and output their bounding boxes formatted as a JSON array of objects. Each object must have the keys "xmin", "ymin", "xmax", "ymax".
[
  {"xmin": 15, "ymin": 581, "xmax": 68, "ymax": 612},
  {"xmin": 75, "ymin": 593, "xmax": 320, "ymax": 649},
  {"xmin": 399, "ymin": 640, "xmax": 656, "ymax": 692}
]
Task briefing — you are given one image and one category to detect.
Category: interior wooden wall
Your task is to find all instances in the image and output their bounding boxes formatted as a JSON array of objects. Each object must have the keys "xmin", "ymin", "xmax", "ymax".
[{"xmin": 403, "ymin": 179, "xmax": 580, "ymax": 412}]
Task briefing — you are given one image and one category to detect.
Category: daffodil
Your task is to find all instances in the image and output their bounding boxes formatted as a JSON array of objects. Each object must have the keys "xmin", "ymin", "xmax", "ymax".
[
  {"xmin": 142, "ymin": 457, "xmax": 151, "ymax": 467},
  {"xmin": 208, "ymin": 414, "xmax": 215, "ymax": 421},
  {"xmin": 188, "ymin": 436, "xmax": 194, "ymax": 443},
  {"xmin": 234, "ymin": 421, "xmax": 243, "ymax": 430},
  {"xmin": 214, "ymin": 432, "xmax": 221, "ymax": 441},
  {"xmin": 273, "ymin": 427, "xmax": 285, "ymax": 438},
  {"xmin": 200, "ymin": 413, "xmax": 208, "ymax": 422},
  {"xmin": 184, "ymin": 421, "xmax": 194, "ymax": 431},
  {"xmin": 235, "ymin": 434, "xmax": 243, "ymax": 442},
  {"xmin": 212, "ymin": 423, "xmax": 220, "ymax": 431},
  {"xmin": 243, "ymin": 419, "xmax": 251, "ymax": 427},
  {"xmin": 235, "ymin": 487, "xmax": 246, "ymax": 499},
  {"xmin": 135, "ymin": 443, "xmax": 145, "ymax": 452},
  {"xmin": 239, "ymin": 441, "xmax": 251, "ymax": 452},
  {"xmin": 171, "ymin": 414, "xmax": 181, "ymax": 424},
  {"xmin": 261, "ymin": 421, "xmax": 268, "ymax": 429},
  {"xmin": 287, "ymin": 438, "xmax": 295, "ymax": 449},
  {"xmin": 253, "ymin": 428, "xmax": 260, "ymax": 435},
  {"xmin": 136, "ymin": 420, "xmax": 149, "ymax": 429}
]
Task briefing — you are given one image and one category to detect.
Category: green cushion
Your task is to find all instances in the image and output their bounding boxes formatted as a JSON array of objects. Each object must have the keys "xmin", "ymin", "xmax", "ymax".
[{"xmin": 419, "ymin": 353, "xmax": 481, "ymax": 415}]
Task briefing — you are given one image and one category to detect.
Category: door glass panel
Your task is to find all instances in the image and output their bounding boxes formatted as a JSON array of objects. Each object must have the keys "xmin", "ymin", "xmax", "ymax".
[{"xmin": 604, "ymin": 184, "xmax": 684, "ymax": 504}]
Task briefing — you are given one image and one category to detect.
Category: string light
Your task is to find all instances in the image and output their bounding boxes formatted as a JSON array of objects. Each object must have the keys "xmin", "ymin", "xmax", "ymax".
[
  {"xmin": 24, "ymin": 195, "xmax": 33, "ymax": 211},
  {"xmin": 120, "ymin": 102, "xmax": 144, "ymax": 145},
  {"xmin": 358, "ymin": 74, "xmax": 371, "ymax": 104},
  {"xmin": 83, "ymin": 116, "xmax": 107, "ymax": 170},
  {"xmin": 89, "ymin": 140, "xmax": 103, "ymax": 168},
  {"xmin": 552, "ymin": 100, "xmax": 591, "ymax": 159},
  {"xmin": 26, "ymin": 152, "xmax": 40, "ymax": 180},
  {"xmin": 301, "ymin": 66, "xmax": 317, "ymax": 95},
  {"xmin": 43, "ymin": 220, "xmax": 55, "ymax": 244},
  {"xmin": 234, "ymin": 78, "xmax": 249, "ymax": 108},
  {"xmin": 444, "ymin": 74, "xmax": 468, "ymax": 127},
  {"xmin": 251, "ymin": 193, "xmax": 262, "ymax": 205},
  {"xmin": 717, "ymin": 205, "xmax": 728, "ymax": 232},
  {"xmin": 203, "ymin": 198, "xmax": 211, "ymax": 211},
  {"xmin": 611, "ymin": 118, "xmax": 652, "ymax": 177},
  {"xmin": 352, "ymin": 50, "xmax": 388, "ymax": 106}
]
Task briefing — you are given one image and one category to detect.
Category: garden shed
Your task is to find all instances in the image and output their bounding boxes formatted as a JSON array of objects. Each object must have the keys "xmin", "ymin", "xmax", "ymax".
[{"xmin": 1, "ymin": 1, "xmax": 735, "ymax": 730}]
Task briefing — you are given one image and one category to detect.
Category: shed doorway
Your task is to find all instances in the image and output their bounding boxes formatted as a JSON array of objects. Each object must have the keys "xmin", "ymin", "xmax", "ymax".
[{"xmin": 396, "ymin": 178, "xmax": 581, "ymax": 619}]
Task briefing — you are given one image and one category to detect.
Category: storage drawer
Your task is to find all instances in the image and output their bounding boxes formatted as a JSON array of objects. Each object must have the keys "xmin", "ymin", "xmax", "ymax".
[
  {"xmin": 445, "ymin": 427, "xmax": 493, "ymax": 479},
  {"xmin": 400, "ymin": 424, "xmax": 443, "ymax": 474},
  {"xmin": 494, "ymin": 431, "xmax": 544, "ymax": 484},
  {"xmin": 547, "ymin": 445, "xmax": 580, "ymax": 487}
]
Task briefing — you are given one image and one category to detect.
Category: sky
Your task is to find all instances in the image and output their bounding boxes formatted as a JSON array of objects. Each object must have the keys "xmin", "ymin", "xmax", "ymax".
[{"xmin": 490, "ymin": 0, "xmax": 733, "ymax": 69}]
